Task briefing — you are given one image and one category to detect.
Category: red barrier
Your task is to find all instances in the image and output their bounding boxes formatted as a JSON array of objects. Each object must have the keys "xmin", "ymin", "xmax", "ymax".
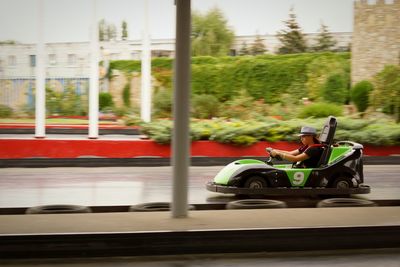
[{"xmin": 0, "ymin": 139, "xmax": 398, "ymax": 159}]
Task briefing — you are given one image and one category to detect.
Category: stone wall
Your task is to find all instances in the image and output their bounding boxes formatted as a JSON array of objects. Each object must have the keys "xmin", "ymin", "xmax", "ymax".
[{"xmin": 352, "ymin": 0, "xmax": 400, "ymax": 84}]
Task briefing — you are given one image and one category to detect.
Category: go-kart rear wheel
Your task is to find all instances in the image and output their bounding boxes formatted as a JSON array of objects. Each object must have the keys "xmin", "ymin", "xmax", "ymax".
[
  {"xmin": 244, "ymin": 175, "xmax": 267, "ymax": 189},
  {"xmin": 333, "ymin": 176, "xmax": 356, "ymax": 189}
]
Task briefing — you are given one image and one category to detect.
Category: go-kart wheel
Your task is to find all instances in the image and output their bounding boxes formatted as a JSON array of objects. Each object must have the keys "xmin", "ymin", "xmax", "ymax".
[
  {"xmin": 226, "ymin": 199, "xmax": 287, "ymax": 209},
  {"xmin": 333, "ymin": 176, "xmax": 356, "ymax": 189},
  {"xmin": 244, "ymin": 176, "xmax": 267, "ymax": 189}
]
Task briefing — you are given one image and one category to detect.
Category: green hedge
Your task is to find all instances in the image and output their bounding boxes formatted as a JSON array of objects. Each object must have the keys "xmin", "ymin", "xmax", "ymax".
[
  {"xmin": 139, "ymin": 117, "xmax": 400, "ymax": 146},
  {"xmin": 110, "ymin": 52, "xmax": 350, "ymax": 104}
]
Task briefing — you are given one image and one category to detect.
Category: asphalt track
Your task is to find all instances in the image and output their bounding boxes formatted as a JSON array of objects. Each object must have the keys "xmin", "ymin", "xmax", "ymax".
[{"xmin": 0, "ymin": 165, "xmax": 398, "ymax": 208}]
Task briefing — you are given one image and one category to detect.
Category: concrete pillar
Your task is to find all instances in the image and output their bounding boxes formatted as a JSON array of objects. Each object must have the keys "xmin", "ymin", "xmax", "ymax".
[
  {"xmin": 35, "ymin": 0, "xmax": 46, "ymax": 138},
  {"xmin": 172, "ymin": 0, "xmax": 191, "ymax": 218},
  {"xmin": 141, "ymin": 0, "xmax": 152, "ymax": 122}
]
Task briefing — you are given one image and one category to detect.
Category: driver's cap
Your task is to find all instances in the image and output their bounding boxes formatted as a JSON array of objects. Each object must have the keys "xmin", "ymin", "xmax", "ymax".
[{"xmin": 298, "ymin": 126, "xmax": 317, "ymax": 136}]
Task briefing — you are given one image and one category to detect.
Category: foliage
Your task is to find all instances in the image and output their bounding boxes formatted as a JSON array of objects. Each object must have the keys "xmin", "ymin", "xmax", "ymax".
[
  {"xmin": 152, "ymin": 89, "xmax": 172, "ymax": 118},
  {"xmin": 191, "ymin": 94, "xmax": 220, "ymax": 119},
  {"xmin": 99, "ymin": 19, "xmax": 117, "ymax": 41},
  {"xmin": 238, "ymin": 41, "xmax": 250, "ymax": 56},
  {"xmin": 99, "ymin": 92, "xmax": 114, "ymax": 111},
  {"xmin": 305, "ymin": 53, "xmax": 349, "ymax": 100},
  {"xmin": 122, "ymin": 83, "xmax": 131, "ymax": 107},
  {"xmin": 322, "ymin": 73, "xmax": 348, "ymax": 104},
  {"xmin": 0, "ymin": 104, "xmax": 13, "ymax": 118},
  {"xmin": 121, "ymin": 20, "xmax": 128, "ymax": 40},
  {"xmin": 140, "ymin": 117, "xmax": 400, "ymax": 146},
  {"xmin": 371, "ymin": 65, "xmax": 400, "ymax": 122},
  {"xmin": 191, "ymin": 7, "xmax": 235, "ymax": 56},
  {"xmin": 46, "ymin": 85, "xmax": 87, "ymax": 116},
  {"xmin": 298, "ymin": 102, "xmax": 343, "ymax": 118},
  {"xmin": 351, "ymin": 80, "xmax": 374, "ymax": 113},
  {"xmin": 250, "ymin": 34, "xmax": 267, "ymax": 55},
  {"xmin": 277, "ymin": 8, "xmax": 308, "ymax": 54},
  {"xmin": 312, "ymin": 23, "xmax": 337, "ymax": 52}
]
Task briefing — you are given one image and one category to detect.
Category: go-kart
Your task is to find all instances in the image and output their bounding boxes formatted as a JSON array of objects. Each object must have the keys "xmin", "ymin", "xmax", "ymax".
[{"xmin": 206, "ymin": 116, "xmax": 371, "ymax": 196}]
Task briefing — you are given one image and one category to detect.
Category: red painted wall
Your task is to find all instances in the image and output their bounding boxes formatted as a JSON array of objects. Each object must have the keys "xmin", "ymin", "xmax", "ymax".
[{"xmin": 0, "ymin": 139, "xmax": 398, "ymax": 159}]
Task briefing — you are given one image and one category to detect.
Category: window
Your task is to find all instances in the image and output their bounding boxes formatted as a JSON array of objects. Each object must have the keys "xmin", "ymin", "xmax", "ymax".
[
  {"xmin": 8, "ymin": 55, "xmax": 16, "ymax": 66},
  {"xmin": 68, "ymin": 54, "xmax": 77, "ymax": 66},
  {"xmin": 29, "ymin": 55, "xmax": 36, "ymax": 67},
  {"xmin": 48, "ymin": 54, "xmax": 57, "ymax": 65}
]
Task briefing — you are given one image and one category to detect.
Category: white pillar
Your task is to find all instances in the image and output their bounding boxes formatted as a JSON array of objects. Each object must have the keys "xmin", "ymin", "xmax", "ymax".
[
  {"xmin": 172, "ymin": 0, "xmax": 191, "ymax": 218},
  {"xmin": 141, "ymin": 0, "xmax": 152, "ymax": 122},
  {"xmin": 88, "ymin": 0, "xmax": 99, "ymax": 139},
  {"xmin": 35, "ymin": 0, "xmax": 46, "ymax": 138}
]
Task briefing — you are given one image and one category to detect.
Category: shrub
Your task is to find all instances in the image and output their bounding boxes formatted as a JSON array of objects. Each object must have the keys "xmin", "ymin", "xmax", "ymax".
[
  {"xmin": 351, "ymin": 80, "xmax": 373, "ymax": 113},
  {"xmin": 99, "ymin": 92, "xmax": 114, "ymax": 111},
  {"xmin": 0, "ymin": 104, "xmax": 13, "ymax": 118},
  {"xmin": 191, "ymin": 94, "xmax": 220, "ymax": 119},
  {"xmin": 371, "ymin": 65, "xmax": 400, "ymax": 122},
  {"xmin": 322, "ymin": 73, "xmax": 348, "ymax": 104},
  {"xmin": 122, "ymin": 83, "xmax": 131, "ymax": 107},
  {"xmin": 152, "ymin": 89, "xmax": 172, "ymax": 118},
  {"xmin": 298, "ymin": 102, "xmax": 343, "ymax": 118}
]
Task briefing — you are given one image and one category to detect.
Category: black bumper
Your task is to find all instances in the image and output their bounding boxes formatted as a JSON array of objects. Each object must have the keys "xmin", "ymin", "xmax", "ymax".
[{"xmin": 206, "ymin": 182, "xmax": 371, "ymax": 196}]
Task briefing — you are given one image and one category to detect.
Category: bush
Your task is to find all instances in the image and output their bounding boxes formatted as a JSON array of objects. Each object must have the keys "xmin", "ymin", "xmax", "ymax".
[
  {"xmin": 351, "ymin": 80, "xmax": 373, "ymax": 113},
  {"xmin": 322, "ymin": 73, "xmax": 348, "ymax": 104},
  {"xmin": 152, "ymin": 89, "xmax": 172, "ymax": 118},
  {"xmin": 0, "ymin": 104, "xmax": 13, "ymax": 118},
  {"xmin": 298, "ymin": 102, "xmax": 343, "ymax": 118},
  {"xmin": 122, "ymin": 83, "xmax": 131, "ymax": 108},
  {"xmin": 371, "ymin": 65, "xmax": 400, "ymax": 122},
  {"xmin": 191, "ymin": 94, "xmax": 220, "ymax": 119},
  {"xmin": 99, "ymin": 92, "xmax": 114, "ymax": 111}
]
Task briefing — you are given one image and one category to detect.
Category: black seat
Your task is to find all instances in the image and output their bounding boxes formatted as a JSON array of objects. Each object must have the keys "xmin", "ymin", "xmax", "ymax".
[{"xmin": 316, "ymin": 116, "xmax": 337, "ymax": 167}]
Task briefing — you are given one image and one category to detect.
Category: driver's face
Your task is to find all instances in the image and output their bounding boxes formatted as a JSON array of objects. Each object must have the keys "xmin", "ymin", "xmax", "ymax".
[{"xmin": 300, "ymin": 135, "xmax": 313, "ymax": 145}]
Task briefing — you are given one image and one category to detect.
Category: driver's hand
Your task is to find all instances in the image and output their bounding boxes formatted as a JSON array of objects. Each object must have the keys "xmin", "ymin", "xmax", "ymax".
[{"xmin": 266, "ymin": 147, "xmax": 277, "ymax": 157}]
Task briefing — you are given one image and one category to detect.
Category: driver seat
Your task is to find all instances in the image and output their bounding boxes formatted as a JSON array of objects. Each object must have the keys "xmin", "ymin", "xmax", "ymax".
[{"xmin": 316, "ymin": 116, "xmax": 337, "ymax": 167}]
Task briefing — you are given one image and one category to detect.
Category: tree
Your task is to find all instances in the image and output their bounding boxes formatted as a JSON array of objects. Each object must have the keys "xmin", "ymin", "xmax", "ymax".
[
  {"xmin": 250, "ymin": 34, "xmax": 267, "ymax": 55},
  {"xmin": 351, "ymin": 80, "xmax": 374, "ymax": 114},
  {"xmin": 313, "ymin": 23, "xmax": 337, "ymax": 52},
  {"xmin": 371, "ymin": 65, "xmax": 400, "ymax": 122},
  {"xmin": 238, "ymin": 41, "xmax": 250, "ymax": 56},
  {"xmin": 322, "ymin": 73, "xmax": 348, "ymax": 104},
  {"xmin": 122, "ymin": 20, "xmax": 128, "ymax": 40},
  {"xmin": 99, "ymin": 19, "xmax": 117, "ymax": 41},
  {"xmin": 191, "ymin": 7, "xmax": 235, "ymax": 56},
  {"xmin": 277, "ymin": 8, "xmax": 307, "ymax": 54}
]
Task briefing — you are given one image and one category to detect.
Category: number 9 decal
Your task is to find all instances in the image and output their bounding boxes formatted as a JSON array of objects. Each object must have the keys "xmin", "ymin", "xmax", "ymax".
[{"xmin": 293, "ymin": 172, "xmax": 305, "ymax": 186}]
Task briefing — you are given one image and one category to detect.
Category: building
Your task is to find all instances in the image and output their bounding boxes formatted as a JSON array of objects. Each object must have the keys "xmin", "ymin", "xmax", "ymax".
[{"xmin": 0, "ymin": 32, "xmax": 351, "ymax": 110}]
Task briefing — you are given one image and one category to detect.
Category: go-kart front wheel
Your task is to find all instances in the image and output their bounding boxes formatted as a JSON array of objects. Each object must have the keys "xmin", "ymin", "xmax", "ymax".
[
  {"xmin": 244, "ymin": 175, "xmax": 267, "ymax": 189},
  {"xmin": 333, "ymin": 176, "xmax": 357, "ymax": 189}
]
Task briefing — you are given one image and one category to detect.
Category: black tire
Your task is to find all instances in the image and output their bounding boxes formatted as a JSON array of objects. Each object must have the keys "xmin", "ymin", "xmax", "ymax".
[
  {"xmin": 244, "ymin": 175, "xmax": 267, "ymax": 189},
  {"xmin": 26, "ymin": 204, "xmax": 92, "ymax": 214},
  {"xmin": 332, "ymin": 176, "xmax": 356, "ymax": 189},
  {"xmin": 129, "ymin": 202, "xmax": 195, "ymax": 212},
  {"xmin": 226, "ymin": 199, "xmax": 287, "ymax": 209},
  {"xmin": 317, "ymin": 198, "xmax": 377, "ymax": 208}
]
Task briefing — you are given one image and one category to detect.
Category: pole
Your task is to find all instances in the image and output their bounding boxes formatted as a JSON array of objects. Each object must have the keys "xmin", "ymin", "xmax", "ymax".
[
  {"xmin": 141, "ymin": 0, "xmax": 152, "ymax": 122},
  {"xmin": 88, "ymin": 0, "xmax": 99, "ymax": 139},
  {"xmin": 35, "ymin": 0, "xmax": 46, "ymax": 138},
  {"xmin": 172, "ymin": 0, "xmax": 191, "ymax": 218}
]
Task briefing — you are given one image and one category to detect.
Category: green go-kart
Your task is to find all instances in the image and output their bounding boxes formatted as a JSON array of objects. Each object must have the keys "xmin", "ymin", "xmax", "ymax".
[{"xmin": 206, "ymin": 116, "xmax": 371, "ymax": 196}]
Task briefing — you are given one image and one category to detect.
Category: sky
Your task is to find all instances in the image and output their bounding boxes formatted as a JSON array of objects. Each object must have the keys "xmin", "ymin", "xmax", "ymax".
[{"xmin": 0, "ymin": 0, "xmax": 354, "ymax": 43}]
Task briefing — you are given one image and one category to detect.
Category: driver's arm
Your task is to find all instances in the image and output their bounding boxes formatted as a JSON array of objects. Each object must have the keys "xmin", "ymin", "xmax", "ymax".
[
  {"xmin": 271, "ymin": 149, "xmax": 300, "ymax": 156},
  {"xmin": 275, "ymin": 151, "xmax": 309, "ymax": 162}
]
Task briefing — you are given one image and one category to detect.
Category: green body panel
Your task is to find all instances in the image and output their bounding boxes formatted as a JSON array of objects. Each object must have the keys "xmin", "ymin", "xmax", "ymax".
[
  {"xmin": 328, "ymin": 147, "xmax": 352, "ymax": 163},
  {"xmin": 214, "ymin": 159, "xmax": 265, "ymax": 185},
  {"xmin": 284, "ymin": 169, "xmax": 313, "ymax": 186}
]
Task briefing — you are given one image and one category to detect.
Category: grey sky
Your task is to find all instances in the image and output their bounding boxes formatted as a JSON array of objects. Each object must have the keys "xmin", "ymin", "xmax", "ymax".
[{"xmin": 0, "ymin": 0, "xmax": 354, "ymax": 43}]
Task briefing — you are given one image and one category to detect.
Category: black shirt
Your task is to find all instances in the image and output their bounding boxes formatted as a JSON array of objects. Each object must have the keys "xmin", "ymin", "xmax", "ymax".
[{"xmin": 298, "ymin": 145, "xmax": 324, "ymax": 168}]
